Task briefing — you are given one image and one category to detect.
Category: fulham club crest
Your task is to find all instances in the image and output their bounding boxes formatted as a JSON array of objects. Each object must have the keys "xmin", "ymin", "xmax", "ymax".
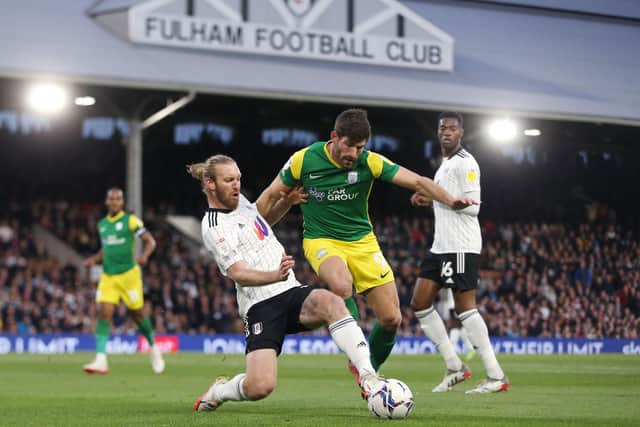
[
  {"xmin": 285, "ymin": 0, "xmax": 315, "ymax": 17},
  {"xmin": 252, "ymin": 322, "xmax": 263, "ymax": 335}
]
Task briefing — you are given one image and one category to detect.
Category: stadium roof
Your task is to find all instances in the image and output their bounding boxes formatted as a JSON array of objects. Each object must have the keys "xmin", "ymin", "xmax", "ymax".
[{"xmin": 0, "ymin": 0, "xmax": 639, "ymax": 125}]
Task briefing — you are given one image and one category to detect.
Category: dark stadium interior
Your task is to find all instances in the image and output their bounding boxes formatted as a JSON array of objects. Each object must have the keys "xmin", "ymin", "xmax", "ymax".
[{"xmin": 2, "ymin": 79, "xmax": 640, "ymax": 224}]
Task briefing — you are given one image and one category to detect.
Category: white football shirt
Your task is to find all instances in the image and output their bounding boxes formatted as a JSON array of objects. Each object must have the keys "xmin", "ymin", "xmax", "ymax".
[
  {"xmin": 431, "ymin": 148, "xmax": 482, "ymax": 254},
  {"xmin": 201, "ymin": 194, "xmax": 300, "ymax": 317}
]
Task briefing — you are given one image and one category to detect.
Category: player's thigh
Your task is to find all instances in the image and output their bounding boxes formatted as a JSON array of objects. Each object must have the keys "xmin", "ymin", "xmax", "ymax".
[
  {"xmin": 412, "ymin": 252, "xmax": 444, "ymax": 310},
  {"xmin": 96, "ymin": 274, "xmax": 120, "ymax": 306},
  {"xmin": 453, "ymin": 289, "xmax": 478, "ymax": 313},
  {"xmin": 245, "ymin": 292, "xmax": 292, "ymax": 356},
  {"xmin": 304, "ymin": 238, "xmax": 353, "ymax": 296},
  {"xmin": 245, "ymin": 348, "xmax": 278, "ymax": 399},
  {"xmin": 411, "ymin": 278, "xmax": 441, "ymax": 310},
  {"xmin": 298, "ymin": 289, "xmax": 348, "ymax": 328},
  {"xmin": 345, "ymin": 234, "xmax": 394, "ymax": 294},
  {"xmin": 117, "ymin": 266, "xmax": 144, "ymax": 311},
  {"xmin": 97, "ymin": 302, "xmax": 116, "ymax": 320},
  {"xmin": 364, "ymin": 281, "xmax": 401, "ymax": 329}
]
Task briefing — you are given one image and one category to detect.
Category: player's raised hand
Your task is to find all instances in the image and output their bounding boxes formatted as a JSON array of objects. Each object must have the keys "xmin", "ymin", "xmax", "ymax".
[
  {"xmin": 410, "ymin": 192, "xmax": 432, "ymax": 207},
  {"xmin": 451, "ymin": 197, "xmax": 479, "ymax": 210},
  {"xmin": 277, "ymin": 255, "xmax": 295, "ymax": 281},
  {"xmin": 280, "ymin": 184, "xmax": 308, "ymax": 205}
]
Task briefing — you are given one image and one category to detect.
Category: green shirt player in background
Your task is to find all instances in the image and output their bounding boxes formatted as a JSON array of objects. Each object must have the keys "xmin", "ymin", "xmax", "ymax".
[
  {"xmin": 82, "ymin": 188, "xmax": 165, "ymax": 375},
  {"xmin": 258, "ymin": 109, "xmax": 475, "ymax": 389}
]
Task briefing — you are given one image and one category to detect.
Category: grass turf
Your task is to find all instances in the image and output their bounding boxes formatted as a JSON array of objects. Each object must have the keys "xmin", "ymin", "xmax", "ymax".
[{"xmin": 0, "ymin": 353, "xmax": 638, "ymax": 426}]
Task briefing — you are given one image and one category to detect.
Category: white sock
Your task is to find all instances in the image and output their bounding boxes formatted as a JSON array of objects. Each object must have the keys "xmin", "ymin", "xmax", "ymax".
[
  {"xmin": 211, "ymin": 373, "xmax": 247, "ymax": 402},
  {"xmin": 459, "ymin": 309, "xmax": 504, "ymax": 379},
  {"xmin": 460, "ymin": 328, "xmax": 474, "ymax": 353},
  {"xmin": 415, "ymin": 307, "xmax": 462, "ymax": 371},
  {"xmin": 449, "ymin": 328, "xmax": 462, "ymax": 354},
  {"xmin": 96, "ymin": 353, "xmax": 107, "ymax": 364},
  {"xmin": 328, "ymin": 316, "xmax": 376, "ymax": 376}
]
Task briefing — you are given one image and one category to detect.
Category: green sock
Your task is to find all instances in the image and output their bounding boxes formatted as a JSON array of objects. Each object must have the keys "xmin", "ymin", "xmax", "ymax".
[
  {"xmin": 96, "ymin": 319, "xmax": 110, "ymax": 354},
  {"xmin": 138, "ymin": 317, "xmax": 155, "ymax": 346},
  {"xmin": 368, "ymin": 321, "xmax": 397, "ymax": 372},
  {"xmin": 344, "ymin": 297, "xmax": 359, "ymax": 321}
]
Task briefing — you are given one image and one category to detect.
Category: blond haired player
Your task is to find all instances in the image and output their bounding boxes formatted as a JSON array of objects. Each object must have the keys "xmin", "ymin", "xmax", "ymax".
[{"xmin": 188, "ymin": 155, "xmax": 384, "ymax": 412}]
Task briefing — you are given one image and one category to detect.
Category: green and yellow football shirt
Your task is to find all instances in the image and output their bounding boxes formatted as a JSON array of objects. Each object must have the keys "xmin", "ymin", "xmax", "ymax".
[
  {"xmin": 98, "ymin": 211, "xmax": 146, "ymax": 275},
  {"xmin": 280, "ymin": 141, "xmax": 399, "ymax": 241}
]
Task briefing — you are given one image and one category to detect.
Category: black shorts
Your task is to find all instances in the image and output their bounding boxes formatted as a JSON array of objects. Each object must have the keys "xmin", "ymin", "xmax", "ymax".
[
  {"xmin": 244, "ymin": 286, "xmax": 314, "ymax": 355},
  {"xmin": 419, "ymin": 251, "xmax": 480, "ymax": 292}
]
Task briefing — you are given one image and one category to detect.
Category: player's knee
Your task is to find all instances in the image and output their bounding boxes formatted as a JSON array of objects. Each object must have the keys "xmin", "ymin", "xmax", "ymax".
[
  {"xmin": 378, "ymin": 311, "xmax": 401, "ymax": 330},
  {"xmin": 245, "ymin": 378, "xmax": 276, "ymax": 401},
  {"xmin": 409, "ymin": 298, "xmax": 427, "ymax": 312},
  {"xmin": 328, "ymin": 281, "xmax": 352, "ymax": 299},
  {"xmin": 324, "ymin": 292, "xmax": 350, "ymax": 318}
]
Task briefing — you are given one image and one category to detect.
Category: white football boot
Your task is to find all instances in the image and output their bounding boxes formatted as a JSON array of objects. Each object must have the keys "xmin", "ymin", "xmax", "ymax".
[
  {"xmin": 83, "ymin": 353, "xmax": 109, "ymax": 375},
  {"xmin": 150, "ymin": 345, "xmax": 165, "ymax": 374},
  {"xmin": 466, "ymin": 376, "xmax": 510, "ymax": 394},
  {"xmin": 359, "ymin": 370, "xmax": 384, "ymax": 400},
  {"xmin": 194, "ymin": 377, "xmax": 229, "ymax": 412},
  {"xmin": 432, "ymin": 363, "xmax": 472, "ymax": 392}
]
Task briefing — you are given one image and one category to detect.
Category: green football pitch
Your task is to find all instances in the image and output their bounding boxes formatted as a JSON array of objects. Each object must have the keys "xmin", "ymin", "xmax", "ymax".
[{"xmin": 0, "ymin": 353, "xmax": 638, "ymax": 426}]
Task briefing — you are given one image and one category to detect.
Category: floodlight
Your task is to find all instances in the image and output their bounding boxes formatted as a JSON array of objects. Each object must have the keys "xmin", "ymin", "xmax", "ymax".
[
  {"xmin": 488, "ymin": 119, "xmax": 517, "ymax": 142},
  {"xmin": 27, "ymin": 83, "xmax": 68, "ymax": 114},
  {"xmin": 75, "ymin": 96, "xmax": 96, "ymax": 106}
]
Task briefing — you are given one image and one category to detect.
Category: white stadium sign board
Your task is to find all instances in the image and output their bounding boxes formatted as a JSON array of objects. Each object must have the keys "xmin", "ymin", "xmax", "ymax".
[{"xmin": 93, "ymin": 0, "xmax": 454, "ymax": 71}]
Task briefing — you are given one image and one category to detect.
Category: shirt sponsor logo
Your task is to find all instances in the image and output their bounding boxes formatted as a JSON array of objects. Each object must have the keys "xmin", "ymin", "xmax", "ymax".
[
  {"xmin": 309, "ymin": 186, "xmax": 325, "ymax": 201},
  {"xmin": 253, "ymin": 216, "xmax": 269, "ymax": 240},
  {"xmin": 327, "ymin": 188, "xmax": 358, "ymax": 201},
  {"xmin": 103, "ymin": 235, "xmax": 126, "ymax": 245}
]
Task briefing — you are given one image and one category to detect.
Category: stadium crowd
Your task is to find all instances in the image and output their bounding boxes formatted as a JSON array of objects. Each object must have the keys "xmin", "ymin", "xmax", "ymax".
[{"xmin": 0, "ymin": 200, "xmax": 638, "ymax": 339}]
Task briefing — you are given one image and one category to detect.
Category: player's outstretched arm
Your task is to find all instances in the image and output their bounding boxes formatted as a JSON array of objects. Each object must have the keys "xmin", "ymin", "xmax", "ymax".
[
  {"xmin": 391, "ymin": 167, "xmax": 477, "ymax": 210},
  {"xmin": 410, "ymin": 192, "xmax": 432, "ymax": 207},
  {"xmin": 416, "ymin": 175, "xmax": 478, "ymax": 210},
  {"xmin": 256, "ymin": 175, "xmax": 298, "ymax": 226},
  {"xmin": 391, "ymin": 166, "xmax": 458, "ymax": 207},
  {"xmin": 456, "ymin": 190, "xmax": 481, "ymax": 216},
  {"xmin": 226, "ymin": 255, "xmax": 294, "ymax": 287}
]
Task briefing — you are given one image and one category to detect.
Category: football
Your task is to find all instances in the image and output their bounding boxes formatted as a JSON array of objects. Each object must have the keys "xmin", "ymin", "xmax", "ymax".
[{"xmin": 367, "ymin": 379, "xmax": 414, "ymax": 419}]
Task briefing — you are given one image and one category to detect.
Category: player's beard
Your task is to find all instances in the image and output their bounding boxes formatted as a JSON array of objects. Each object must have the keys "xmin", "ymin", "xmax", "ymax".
[
  {"xmin": 340, "ymin": 156, "xmax": 356, "ymax": 169},
  {"xmin": 217, "ymin": 189, "xmax": 239, "ymax": 210}
]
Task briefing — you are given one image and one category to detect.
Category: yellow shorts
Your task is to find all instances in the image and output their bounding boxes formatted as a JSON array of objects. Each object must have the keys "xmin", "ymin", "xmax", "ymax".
[
  {"xmin": 303, "ymin": 232, "xmax": 395, "ymax": 294},
  {"xmin": 96, "ymin": 265, "xmax": 144, "ymax": 310}
]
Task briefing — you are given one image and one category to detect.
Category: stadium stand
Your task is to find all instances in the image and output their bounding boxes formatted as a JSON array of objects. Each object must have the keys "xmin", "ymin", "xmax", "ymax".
[{"xmin": 1, "ymin": 200, "xmax": 637, "ymax": 338}]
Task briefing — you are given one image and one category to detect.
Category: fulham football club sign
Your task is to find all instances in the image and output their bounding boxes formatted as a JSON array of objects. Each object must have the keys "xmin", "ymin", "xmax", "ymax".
[{"xmin": 90, "ymin": 0, "xmax": 454, "ymax": 71}]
